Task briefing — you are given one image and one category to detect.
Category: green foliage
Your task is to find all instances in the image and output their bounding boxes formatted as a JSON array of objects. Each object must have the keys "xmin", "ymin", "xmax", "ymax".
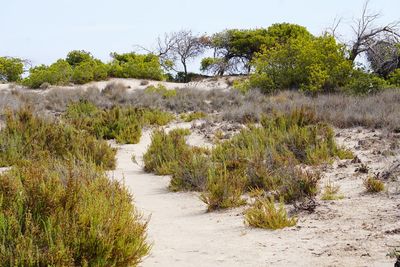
[
  {"xmin": 23, "ymin": 59, "xmax": 73, "ymax": 88},
  {"xmin": 0, "ymin": 57, "xmax": 24, "ymax": 82},
  {"xmin": 0, "ymin": 108, "xmax": 116, "ymax": 169},
  {"xmin": 204, "ymin": 23, "xmax": 312, "ymax": 75},
  {"xmin": 109, "ymin": 52, "xmax": 164, "ymax": 81},
  {"xmin": 144, "ymin": 84, "xmax": 177, "ymax": 98},
  {"xmin": 71, "ymin": 60, "xmax": 108, "ymax": 84},
  {"xmin": 244, "ymin": 196, "xmax": 297, "ymax": 229},
  {"xmin": 251, "ymin": 34, "xmax": 352, "ymax": 93},
  {"xmin": 64, "ymin": 101, "xmax": 173, "ymax": 144},
  {"xmin": 388, "ymin": 68, "xmax": 400, "ymax": 86},
  {"xmin": 343, "ymin": 70, "xmax": 388, "ymax": 95},
  {"xmin": 321, "ymin": 180, "xmax": 344, "ymax": 200},
  {"xmin": 170, "ymin": 148, "xmax": 211, "ymax": 192},
  {"xmin": 66, "ymin": 50, "xmax": 93, "ymax": 66},
  {"xmin": 364, "ymin": 176, "xmax": 385, "ymax": 193},
  {"xmin": 180, "ymin": 111, "xmax": 206, "ymax": 122},
  {"xmin": 0, "ymin": 159, "xmax": 149, "ymax": 266},
  {"xmin": 143, "ymin": 128, "xmax": 191, "ymax": 175},
  {"xmin": 199, "ymin": 165, "xmax": 246, "ymax": 211}
]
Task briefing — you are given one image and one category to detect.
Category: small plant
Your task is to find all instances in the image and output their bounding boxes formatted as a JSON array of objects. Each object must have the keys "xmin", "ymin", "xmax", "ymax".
[
  {"xmin": 200, "ymin": 165, "xmax": 246, "ymax": 211},
  {"xmin": 364, "ymin": 176, "xmax": 385, "ymax": 193},
  {"xmin": 180, "ymin": 111, "xmax": 206, "ymax": 122},
  {"xmin": 321, "ymin": 180, "xmax": 344, "ymax": 200},
  {"xmin": 244, "ymin": 196, "xmax": 297, "ymax": 230},
  {"xmin": 143, "ymin": 128, "xmax": 191, "ymax": 175},
  {"xmin": 144, "ymin": 84, "xmax": 177, "ymax": 98},
  {"xmin": 355, "ymin": 163, "xmax": 369, "ymax": 174}
]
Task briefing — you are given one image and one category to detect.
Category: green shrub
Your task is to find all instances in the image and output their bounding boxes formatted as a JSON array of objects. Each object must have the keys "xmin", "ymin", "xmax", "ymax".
[
  {"xmin": 144, "ymin": 84, "xmax": 177, "ymax": 98},
  {"xmin": 143, "ymin": 128, "xmax": 191, "ymax": 175},
  {"xmin": 71, "ymin": 60, "xmax": 108, "ymax": 84},
  {"xmin": 388, "ymin": 68, "xmax": 400, "ymax": 86},
  {"xmin": 343, "ymin": 70, "xmax": 388, "ymax": 95},
  {"xmin": 0, "ymin": 159, "xmax": 149, "ymax": 266},
  {"xmin": 108, "ymin": 52, "xmax": 164, "ymax": 81},
  {"xmin": 200, "ymin": 165, "xmax": 246, "ymax": 211},
  {"xmin": 244, "ymin": 196, "xmax": 297, "ymax": 229},
  {"xmin": 0, "ymin": 108, "xmax": 116, "ymax": 169},
  {"xmin": 64, "ymin": 101, "xmax": 173, "ymax": 144},
  {"xmin": 23, "ymin": 59, "xmax": 73, "ymax": 88},
  {"xmin": 364, "ymin": 176, "xmax": 385, "ymax": 193},
  {"xmin": 66, "ymin": 50, "xmax": 93, "ymax": 67},
  {"xmin": 170, "ymin": 149, "xmax": 211, "ymax": 191},
  {"xmin": 180, "ymin": 111, "xmax": 206, "ymax": 122},
  {"xmin": 250, "ymin": 34, "xmax": 352, "ymax": 93},
  {"xmin": 0, "ymin": 57, "xmax": 24, "ymax": 82}
]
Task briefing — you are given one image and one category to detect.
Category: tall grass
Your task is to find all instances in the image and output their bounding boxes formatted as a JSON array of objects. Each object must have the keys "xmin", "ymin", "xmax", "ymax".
[{"xmin": 0, "ymin": 159, "xmax": 149, "ymax": 266}]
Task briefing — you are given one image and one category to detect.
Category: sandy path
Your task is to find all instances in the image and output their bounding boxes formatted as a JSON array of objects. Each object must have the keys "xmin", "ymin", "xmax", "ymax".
[{"xmin": 109, "ymin": 127, "xmax": 400, "ymax": 267}]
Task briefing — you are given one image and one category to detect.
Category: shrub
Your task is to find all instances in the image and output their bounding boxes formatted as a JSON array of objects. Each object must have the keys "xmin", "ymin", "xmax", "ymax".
[
  {"xmin": 64, "ymin": 101, "xmax": 173, "ymax": 144},
  {"xmin": 180, "ymin": 111, "xmax": 206, "ymax": 122},
  {"xmin": 109, "ymin": 52, "xmax": 164, "ymax": 81},
  {"xmin": 250, "ymin": 34, "xmax": 352, "ymax": 93},
  {"xmin": 0, "ymin": 108, "xmax": 116, "ymax": 169},
  {"xmin": 71, "ymin": 60, "xmax": 109, "ymax": 84},
  {"xmin": 143, "ymin": 128, "xmax": 191, "ymax": 175},
  {"xmin": 244, "ymin": 196, "xmax": 297, "ymax": 229},
  {"xmin": 388, "ymin": 68, "xmax": 400, "ymax": 86},
  {"xmin": 363, "ymin": 176, "xmax": 385, "ymax": 193},
  {"xmin": 170, "ymin": 149, "xmax": 211, "ymax": 191},
  {"xmin": 321, "ymin": 180, "xmax": 344, "ymax": 200},
  {"xmin": 0, "ymin": 159, "xmax": 149, "ymax": 266},
  {"xmin": 66, "ymin": 50, "xmax": 93, "ymax": 67},
  {"xmin": 343, "ymin": 70, "xmax": 388, "ymax": 95},
  {"xmin": 0, "ymin": 57, "xmax": 24, "ymax": 82},
  {"xmin": 144, "ymin": 84, "xmax": 177, "ymax": 98},
  {"xmin": 200, "ymin": 165, "xmax": 246, "ymax": 211},
  {"xmin": 23, "ymin": 60, "xmax": 73, "ymax": 88}
]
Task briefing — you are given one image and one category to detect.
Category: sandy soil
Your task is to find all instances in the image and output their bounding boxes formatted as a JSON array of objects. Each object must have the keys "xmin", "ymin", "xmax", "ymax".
[{"xmin": 108, "ymin": 123, "xmax": 400, "ymax": 267}]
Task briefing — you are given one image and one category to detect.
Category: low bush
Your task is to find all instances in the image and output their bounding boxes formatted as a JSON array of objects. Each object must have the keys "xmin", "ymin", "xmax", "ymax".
[
  {"xmin": 180, "ymin": 111, "xmax": 206, "ymax": 122},
  {"xmin": 364, "ymin": 176, "xmax": 385, "ymax": 193},
  {"xmin": 64, "ymin": 101, "xmax": 174, "ymax": 144},
  {"xmin": 23, "ymin": 60, "xmax": 73, "ymax": 88},
  {"xmin": 0, "ymin": 159, "xmax": 149, "ymax": 266},
  {"xmin": 200, "ymin": 165, "xmax": 246, "ymax": 211},
  {"xmin": 144, "ymin": 84, "xmax": 177, "ymax": 98},
  {"xmin": 388, "ymin": 68, "xmax": 400, "ymax": 86},
  {"xmin": 343, "ymin": 70, "xmax": 388, "ymax": 95},
  {"xmin": 244, "ymin": 196, "xmax": 297, "ymax": 229},
  {"xmin": 0, "ymin": 108, "xmax": 116, "ymax": 169},
  {"xmin": 143, "ymin": 128, "xmax": 191, "ymax": 175}
]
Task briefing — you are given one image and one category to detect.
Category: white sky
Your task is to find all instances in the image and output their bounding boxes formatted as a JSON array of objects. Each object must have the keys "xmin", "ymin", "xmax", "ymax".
[{"xmin": 1, "ymin": 0, "xmax": 399, "ymax": 72}]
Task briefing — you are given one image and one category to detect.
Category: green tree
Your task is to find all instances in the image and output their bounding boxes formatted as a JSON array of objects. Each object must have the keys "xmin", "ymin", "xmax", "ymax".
[
  {"xmin": 66, "ymin": 50, "xmax": 93, "ymax": 67},
  {"xmin": 0, "ymin": 57, "xmax": 24, "ymax": 82},
  {"xmin": 23, "ymin": 59, "xmax": 72, "ymax": 88},
  {"xmin": 250, "ymin": 34, "xmax": 352, "ymax": 93}
]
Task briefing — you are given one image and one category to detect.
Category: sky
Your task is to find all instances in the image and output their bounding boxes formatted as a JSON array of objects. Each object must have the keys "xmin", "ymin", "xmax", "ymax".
[{"xmin": 1, "ymin": 0, "xmax": 399, "ymax": 72}]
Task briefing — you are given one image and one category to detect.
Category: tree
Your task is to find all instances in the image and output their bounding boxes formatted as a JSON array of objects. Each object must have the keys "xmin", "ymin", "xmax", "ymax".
[
  {"xmin": 348, "ymin": 0, "xmax": 400, "ymax": 62},
  {"xmin": 0, "ymin": 57, "xmax": 24, "ymax": 82},
  {"xmin": 249, "ymin": 34, "xmax": 352, "ymax": 93},
  {"xmin": 146, "ymin": 30, "xmax": 207, "ymax": 82},
  {"xmin": 202, "ymin": 23, "xmax": 312, "ymax": 76},
  {"xmin": 366, "ymin": 40, "xmax": 399, "ymax": 77},
  {"xmin": 66, "ymin": 50, "xmax": 93, "ymax": 67}
]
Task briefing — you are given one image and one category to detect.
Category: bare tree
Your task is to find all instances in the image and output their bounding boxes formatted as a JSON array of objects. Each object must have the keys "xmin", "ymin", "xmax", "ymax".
[
  {"xmin": 349, "ymin": 0, "xmax": 400, "ymax": 62},
  {"xmin": 366, "ymin": 40, "xmax": 399, "ymax": 77}
]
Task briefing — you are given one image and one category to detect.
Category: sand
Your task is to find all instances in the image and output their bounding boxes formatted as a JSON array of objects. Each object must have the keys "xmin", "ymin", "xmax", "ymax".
[{"xmin": 108, "ymin": 124, "xmax": 400, "ymax": 267}]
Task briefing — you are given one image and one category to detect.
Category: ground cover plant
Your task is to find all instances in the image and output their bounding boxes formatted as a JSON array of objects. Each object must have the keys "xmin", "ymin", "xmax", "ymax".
[
  {"xmin": 0, "ymin": 108, "xmax": 116, "ymax": 169},
  {"xmin": 64, "ymin": 100, "xmax": 174, "ymax": 144},
  {"xmin": 143, "ymin": 109, "xmax": 353, "ymax": 212},
  {"xmin": 0, "ymin": 159, "xmax": 149, "ymax": 266}
]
